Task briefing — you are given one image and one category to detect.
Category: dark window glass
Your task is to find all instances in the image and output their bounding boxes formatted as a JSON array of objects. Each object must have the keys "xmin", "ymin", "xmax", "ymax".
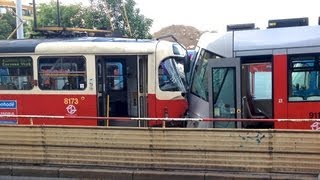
[
  {"xmin": 0, "ymin": 57, "xmax": 33, "ymax": 90},
  {"xmin": 212, "ymin": 67, "xmax": 236, "ymax": 119},
  {"xmin": 191, "ymin": 49, "xmax": 220, "ymax": 101},
  {"xmin": 38, "ymin": 56, "xmax": 86, "ymax": 90},
  {"xmin": 288, "ymin": 55, "xmax": 320, "ymax": 101},
  {"xmin": 158, "ymin": 58, "xmax": 186, "ymax": 92},
  {"xmin": 106, "ymin": 62, "xmax": 124, "ymax": 91}
]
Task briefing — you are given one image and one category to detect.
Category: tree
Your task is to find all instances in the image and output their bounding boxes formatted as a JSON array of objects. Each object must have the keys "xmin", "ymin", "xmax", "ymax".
[
  {"xmin": 37, "ymin": 1, "xmax": 85, "ymax": 28},
  {"xmin": 85, "ymin": 0, "xmax": 111, "ymax": 30},
  {"xmin": 37, "ymin": 1, "xmax": 112, "ymax": 31},
  {"xmin": 0, "ymin": 13, "xmax": 15, "ymax": 39},
  {"xmin": 0, "ymin": 12, "xmax": 31, "ymax": 39},
  {"xmin": 124, "ymin": 0, "xmax": 153, "ymax": 38},
  {"xmin": 102, "ymin": 0, "xmax": 153, "ymax": 38},
  {"xmin": 0, "ymin": 0, "xmax": 153, "ymax": 39}
]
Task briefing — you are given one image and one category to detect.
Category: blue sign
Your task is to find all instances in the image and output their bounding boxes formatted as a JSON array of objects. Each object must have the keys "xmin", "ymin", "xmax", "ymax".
[
  {"xmin": 0, "ymin": 120, "xmax": 17, "ymax": 124},
  {"xmin": 0, "ymin": 100, "xmax": 17, "ymax": 109}
]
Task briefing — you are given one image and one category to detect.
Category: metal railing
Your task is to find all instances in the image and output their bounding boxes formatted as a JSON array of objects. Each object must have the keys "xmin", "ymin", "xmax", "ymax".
[{"xmin": 0, "ymin": 114, "xmax": 320, "ymax": 129}]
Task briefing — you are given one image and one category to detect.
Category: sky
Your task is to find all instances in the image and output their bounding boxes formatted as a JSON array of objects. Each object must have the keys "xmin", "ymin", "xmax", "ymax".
[{"xmin": 30, "ymin": 0, "xmax": 320, "ymax": 33}]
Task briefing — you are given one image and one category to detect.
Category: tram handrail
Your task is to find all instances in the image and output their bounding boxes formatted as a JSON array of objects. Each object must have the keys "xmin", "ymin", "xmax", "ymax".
[{"xmin": 1, "ymin": 114, "xmax": 320, "ymax": 121}]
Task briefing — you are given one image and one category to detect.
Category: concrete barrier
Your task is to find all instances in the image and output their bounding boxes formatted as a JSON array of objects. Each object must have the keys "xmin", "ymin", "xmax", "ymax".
[
  {"xmin": 0, "ymin": 166, "xmax": 317, "ymax": 179},
  {"xmin": 0, "ymin": 125, "xmax": 318, "ymax": 177}
]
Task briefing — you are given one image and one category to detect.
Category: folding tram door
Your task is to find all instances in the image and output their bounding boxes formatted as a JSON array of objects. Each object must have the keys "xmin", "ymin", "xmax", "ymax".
[
  {"xmin": 208, "ymin": 58, "xmax": 241, "ymax": 128},
  {"xmin": 96, "ymin": 55, "xmax": 148, "ymax": 126}
]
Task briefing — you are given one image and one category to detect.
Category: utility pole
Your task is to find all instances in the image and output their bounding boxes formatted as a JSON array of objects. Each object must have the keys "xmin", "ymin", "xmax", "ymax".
[
  {"xmin": 15, "ymin": 0, "xmax": 24, "ymax": 39},
  {"xmin": 57, "ymin": 0, "xmax": 61, "ymax": 27},
  {"xmin": 32, "ymin": 0, "xmax": 37, "ymax": 30}
]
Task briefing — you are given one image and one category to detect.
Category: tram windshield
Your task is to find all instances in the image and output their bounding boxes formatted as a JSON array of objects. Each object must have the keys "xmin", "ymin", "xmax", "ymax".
[{"xmin": 159, "ymin": 58, "xmax": 187, "ymax": 92}]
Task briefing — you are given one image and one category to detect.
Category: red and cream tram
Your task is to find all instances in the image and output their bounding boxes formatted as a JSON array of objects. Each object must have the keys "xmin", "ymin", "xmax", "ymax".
[{"xmin": 0, "ymin": 37, "xmax": 188, "ymax": 126}]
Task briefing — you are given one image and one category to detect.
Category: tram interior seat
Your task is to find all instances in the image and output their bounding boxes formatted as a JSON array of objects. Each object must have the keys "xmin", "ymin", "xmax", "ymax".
[
  {"xmin": 243, "ymin": 95, "xmax": 274, "ymax": 129},
  {"xmin": 7, "ymin": 83, "xmax": 17, "ymax": 90},
  {"xmin": 306, "ymin": 96, "xmax": 320, "ymax": 101},
  {"xmin": 62, "ymin": 82, "xmax": 72, "ymax": 90},
  {"xmin": 289, "ymin": 96, "xmax": 304, "ymax": 101},
  {"xmin": 0, "ymin": 84, "xmax": 6, "ymax": 90},
  {"xmin": 242, "ymin": 96, "xmax": 266, "ymax": 119},
  {"xmin": 22, "ymin": 81, "xmax": 32, "ymax": 90}
]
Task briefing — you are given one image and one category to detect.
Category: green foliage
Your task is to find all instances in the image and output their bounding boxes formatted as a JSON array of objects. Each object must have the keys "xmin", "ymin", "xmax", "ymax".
[
  {"xmin": 0, "ymin": 0, "xmax": 153, "ymax": 39},
  {"xmin": 124, "ymin": 0, "xmax": 153, "ymax": 38},
  {"xmin": 37, "ymin": 1, "xmax": 84, "ymax": 27},
  {"xmin": 0, "ymin": 12, "xmax": 34, "ymax": 39},
  {"xmin": 85, "ymin": 0, "xmax": 111, "ymax": 29},
  {"xmin": 0, "ymin": 13, "xmax": 16, "ymax": 39},
  {"xmin": 0, "ymin": 20, "xmax": 12, "ymax": 39},
  {"xmin": 102, "ymin": 0, "xmax": 153, "ymax": 38},
  {"xmin": 37, "ymin": 0, "xmax": 111, "ymax": 30},
  {"xmin": 24, "ymin": 20, "xmax": 34, "ymax": 39}
]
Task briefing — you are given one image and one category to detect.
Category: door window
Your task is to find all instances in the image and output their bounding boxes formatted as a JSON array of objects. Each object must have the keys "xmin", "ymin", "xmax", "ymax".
[
  {"xmin": 212, "ymin": 67, "xmax": 236, "ymax": 118},
  {"xmin": 106, "ymin": 62, "xmax": 124, "ymax": 91}
]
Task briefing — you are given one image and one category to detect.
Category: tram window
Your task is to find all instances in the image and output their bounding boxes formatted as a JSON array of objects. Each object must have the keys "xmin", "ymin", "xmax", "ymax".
[
  {"xmin": 288, "ymin": 55, "xmax": 320, "ymax": 101},
  {"xmin": 247, "ymin": 63, "xmax": 272, "ymax": 100},
  {"xmin": 106, "ymin": 62, "xmax": 124, "ymax": 91},
  {"xmin": 191, "ymin": 49, "xmax": 220, "ymax": 101},
  {"xmin": 158, "ymin": 58, "xmax": 186, "ymax": 92},
  {"xmin": 0, "ymin": 57, "xmax": 33, "ymax": 90},
  {"xmin": 38, "ymin": 56, "xmax": 86, "ymax": 90}
]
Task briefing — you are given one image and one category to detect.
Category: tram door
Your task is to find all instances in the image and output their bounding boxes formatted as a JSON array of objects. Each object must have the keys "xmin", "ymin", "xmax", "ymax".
[
  {"xmin": 97, "ymin": 55, "xmax": 146, "ymax": 126},
  {"xmin": 208, "ymin": 58, "xmax": 241, "ymax": 128},
  {"xmin": 137, "ymin": 56, "xmax": 148, "ymax": 125}
]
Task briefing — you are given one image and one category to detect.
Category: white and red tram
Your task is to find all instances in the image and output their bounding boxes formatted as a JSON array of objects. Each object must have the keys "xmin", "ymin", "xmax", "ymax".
[{"xmin": 0, "ymin": 37, "xmax": 188, "ymax": 126}]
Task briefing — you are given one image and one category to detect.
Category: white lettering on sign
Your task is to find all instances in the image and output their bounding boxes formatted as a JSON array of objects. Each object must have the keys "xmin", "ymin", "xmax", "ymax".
[{"xmin": 0, "ymin": 112, "xmax": 15, "ymax": 115}]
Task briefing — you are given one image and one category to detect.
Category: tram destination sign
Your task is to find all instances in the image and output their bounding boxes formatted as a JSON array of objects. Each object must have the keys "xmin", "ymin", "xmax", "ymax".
[{"xmin": 0, "ymin": 57, "xmax": 32, "ymax": 68}]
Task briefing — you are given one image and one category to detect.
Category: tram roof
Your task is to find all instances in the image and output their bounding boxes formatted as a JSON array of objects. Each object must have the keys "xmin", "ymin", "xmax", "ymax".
[
  {"xmin": 0, "ymin": 37, "xmax": 155, "ymax": 54},
  {"xmin": 199, "ymin": 25, "xmax": 320, "ymax": 56},
  {"xmin": 234, "ymin": 25, "xmax": 320, "ymax": 51}
]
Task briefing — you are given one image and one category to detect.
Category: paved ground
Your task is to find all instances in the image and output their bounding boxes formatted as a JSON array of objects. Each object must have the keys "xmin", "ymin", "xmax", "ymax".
[{"xmin": 0, "ymin": 176, "xmax": 76, "ymax": 180}]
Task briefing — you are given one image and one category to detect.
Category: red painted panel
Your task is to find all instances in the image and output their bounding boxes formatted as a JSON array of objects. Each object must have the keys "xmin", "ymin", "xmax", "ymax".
[
  {"xmin": 273, "ymin": 54, "xmax": 317, "ymax": 130},
  {"xmin": 147, "ymin": 94, "xmax": 156, "ymax": 118},
  {"xmin": 148, "ymin": 94, "xmax": 188, "ymax": 126},
  {"xmin": 0, "ymin": 94, "xmax": 97, "ymax": 126},
  {"xmin": 0, "ymin": 93, "xmax": 187, "ymax": 127},
  {"xmin": 273, "ymin": 54, "xmax": 288, "ymax": 129},
  {"xmin": 286, "ymin": 102, "xmax": 318, "ymax": 130}
]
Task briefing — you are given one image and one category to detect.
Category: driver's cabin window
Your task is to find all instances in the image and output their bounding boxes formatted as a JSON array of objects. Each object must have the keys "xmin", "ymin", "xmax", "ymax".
[{"xmin": 158, "ymin": 58, "xmax": 186, "ymax": 92}]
